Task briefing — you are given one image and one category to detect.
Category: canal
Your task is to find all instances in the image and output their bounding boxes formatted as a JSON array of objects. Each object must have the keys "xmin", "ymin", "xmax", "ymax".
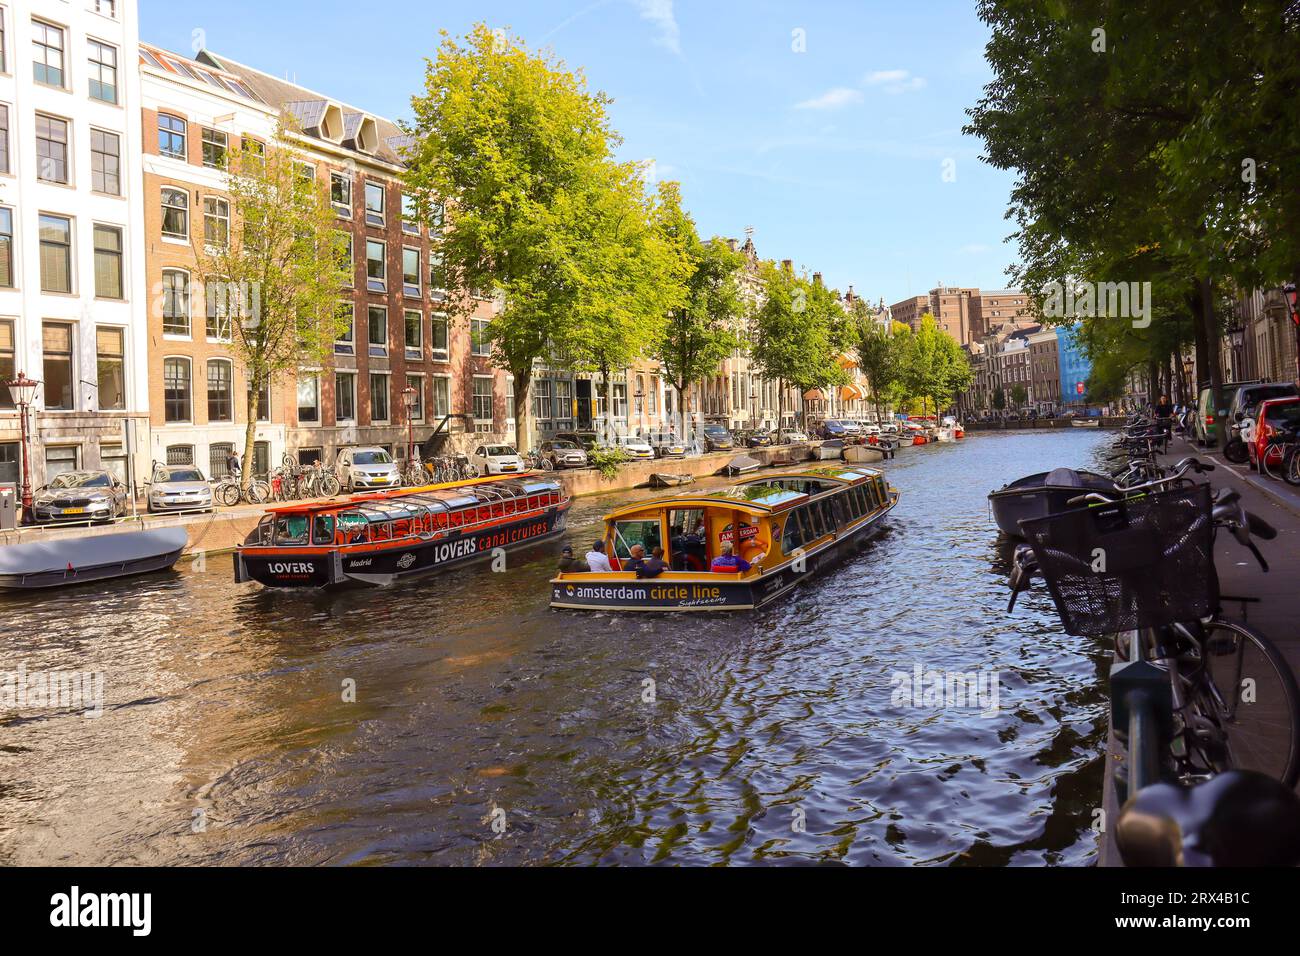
[{"xmin": 1, "ymin": 429, "xmax": 1116, "ymax": 866}]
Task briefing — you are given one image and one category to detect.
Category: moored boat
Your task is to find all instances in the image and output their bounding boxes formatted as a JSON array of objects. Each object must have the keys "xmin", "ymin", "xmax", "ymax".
[
  {"xmin": 549, "ymin": 466, "xmax": 898, "ymax": 612},
  {"xmin": 0, "ymin": 527, "xmax": 189, "ymax": 590},
  {"xmin": 649, "ymin": 473, "xmax": 694, "ymax": 488},
  {"xmin": 235, "ymin": 475, "xmax": 569, "ymax": 588},
  {"xmin": 1070, "ymin": 418, "xmax": 1100, "ymax": 428},
  {"xmin": 844, "ymin": 443, "xmax": 887, "ymax": 463},
  {"xmin": 987, "ymin": 467, "xmax": 1117, "ymax": 537},
  {"xmin": 814, "ymin": 439, "xmax": 844, "ymax": 460}
]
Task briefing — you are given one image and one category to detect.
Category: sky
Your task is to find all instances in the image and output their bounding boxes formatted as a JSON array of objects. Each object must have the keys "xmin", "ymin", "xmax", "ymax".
[{"xmin": 140, "ymin": 0, "xmax": 1021, "ymax": 305}]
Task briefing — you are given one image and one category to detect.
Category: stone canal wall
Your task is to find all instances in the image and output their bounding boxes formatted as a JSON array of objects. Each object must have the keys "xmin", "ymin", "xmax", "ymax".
[{"xmin": 963, "ymin": 417, "xmax": 1125, "ymax": 430}]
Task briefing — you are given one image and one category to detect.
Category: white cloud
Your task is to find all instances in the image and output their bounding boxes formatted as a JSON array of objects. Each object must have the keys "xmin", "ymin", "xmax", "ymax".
[
  {"xmin": 864, "ymin": 69, "xmax": 927, "ymax": 94},
  {"xmin": 794, "ymin": 87, "xmax": 864, "ymax": 111},
  {"xmin": 632, "ymin": 0, "xmax": 681, "ymax": 55}
]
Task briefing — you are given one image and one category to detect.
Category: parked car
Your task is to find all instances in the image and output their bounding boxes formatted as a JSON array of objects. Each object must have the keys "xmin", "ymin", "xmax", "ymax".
[
  {"xmin": 335, "ymin": 446, "xmax": 401, "ymax": 492},
  {"xmin": 650, "ymin": 434, "xmax": 687, "ymax": 458},
  {"xmin": 735, "ymin": 429, "xmax": 773, "ymax": 448},
  {"xmin": 553, "ymin": 430, "xmax": 601, "ymax": 453},
  {"xmin": 701, "ymin": 423, "xmax": 734, "ymax": 452},
  {"xmin": 817, "ymin": 419, "xmax": 851, "ymax": 439},
  {"xmin": 472, "ymin": 443, "xmax": 527, "ymax": 475},
  {"xmin": 538, "ymin": 439, "xmax": 588, "ymax": 469},
  {"xmin": 1229, "ymin": 382, "xmax": 1298, "ymax": 426},
  {"xmin": 614, "ymin": 435, "xmax": 655, "ymax": 461},
  {"xmin": 147, "ymin": 464, "xmax": 214, "ymax": 513},
  {"xmin": 1194, "ymin": 384, "xmax": 1259, "ymax": 446},
  {"xmin": 778, "ymin": 428, "xmax": 809, "ymax": 444},
  {"xmin": 32, "ymin": 470, "xmax": 128, "ymax": 524},
  {"xmin": 1247, "ymin": 397, "xmax": 1300, "ymax": 471}
]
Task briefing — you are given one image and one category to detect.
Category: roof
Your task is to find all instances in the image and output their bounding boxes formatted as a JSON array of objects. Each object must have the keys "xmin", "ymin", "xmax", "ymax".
[
  {"xmin": 139, "ymin": 43, "xmax": 264, "ymax": 104},
  {"xmin": 601, "ymin": 467, "xmax": 884, "ymax": 521}
]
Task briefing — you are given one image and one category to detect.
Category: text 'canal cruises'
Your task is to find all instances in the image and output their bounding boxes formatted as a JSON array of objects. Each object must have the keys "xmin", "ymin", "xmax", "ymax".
[
  {"xmin": 235, "ymin": 474, "xmax": 570, "ymax": 588},
  {"xmin": 550, "ymin": 467, "xmax": 899, "ymax": 612}
]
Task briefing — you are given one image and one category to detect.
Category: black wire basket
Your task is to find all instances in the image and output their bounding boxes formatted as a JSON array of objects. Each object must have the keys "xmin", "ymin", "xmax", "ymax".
[{"xmin": 1019, "ymin": 484, "xmax": 1217, "ymax": 636}]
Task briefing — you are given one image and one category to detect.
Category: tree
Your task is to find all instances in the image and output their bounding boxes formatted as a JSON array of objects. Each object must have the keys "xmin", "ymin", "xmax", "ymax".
[
  {"xmin": 1009, "ymin": 384, "xmax": 1028, "ymax": 409},
  {"xmin": 750, "ymin": 264, "xmax": 854, "ymax": 427},
  {"xmin": 404, "ymin": 24, "xmax": 627, "ymax": 450},
  {"xmin": 992, "ymin": 387, "xmax": 1006, "ymax": 413},
  {"xmin": 855, "ymin": 310, "xmax": 913, "ymax": 422},
  {"xmin": 904, "ymin": 315, "xmax": 967, "ymax": 419},
  {"xmin": 652, "ymin": 184, "xmax": 746, "ymax": 439},
  {"xmin": 195, "ymin": 126, "xmax": 351, "ymax": 489}
]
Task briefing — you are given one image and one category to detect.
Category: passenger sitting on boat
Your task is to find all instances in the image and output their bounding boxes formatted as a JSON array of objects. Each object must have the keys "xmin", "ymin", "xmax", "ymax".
[
  {"xmin": 639, "ymin": 546, "xmax": 668, "ymax": 579},
  {"xmin": 557, "ymin": 545, "xmax": 589, "ymax": 573},
  {"xmin": 586, "ymin": 540, "xmax": 613, "ymax": 573},
  {"xmin": 710, "ymin": 540, "xmax": 752, "ymax": 574}
]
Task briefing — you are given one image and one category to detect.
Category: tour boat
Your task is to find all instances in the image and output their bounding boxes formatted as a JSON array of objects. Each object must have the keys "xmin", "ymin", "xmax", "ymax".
[
  {"xmin": 235, "ymin": 475, "xmax": 570, "ymax": 588},
  {"xmin": 987, "ymin": 467, "xmax": 1116, "ymax": 538},
  {"xmin": 549, "ymin": 466, "xmax": 898, "ymax": 612}
]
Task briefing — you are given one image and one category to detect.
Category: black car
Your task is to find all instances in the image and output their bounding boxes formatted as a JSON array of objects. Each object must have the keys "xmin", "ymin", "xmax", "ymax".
[
  {"xmin": 701, "ymin": 423, "xmax": 734, "ymax": 451},
  {"xmin": 552, "ymin": 430, "xmax": 601, "ymax": 453},
  {"xmin": 736, "ymin": 429, "xmax": 773, "ymax": 448}
]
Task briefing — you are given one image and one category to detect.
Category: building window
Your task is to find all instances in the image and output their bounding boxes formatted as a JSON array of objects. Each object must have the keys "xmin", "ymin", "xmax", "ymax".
[
  {"xmin": 471, "ymin": 317, "xmax": 491, "ymax": 356},
  {"xmin": 335, "ymin": 372, "xmax": 355, "ymax": 422},
  {"xmin": 87, "ymin": 39, "xmax": 117, "ymax": 103},
  {"xmin": 90, "ymin": 128, "xmax": 120, "ymax": 194},
  {"xmin": 431, "ymin": 376, "xmax": 450, "ymax": 419},
  {"xmin": 472, "ymin": 376, "xmax": 493, "ymax": 427},
  {"xmin": 91, "ymin": 1, "xmax": 119, "ymax": 18},
  {"xmin": 92, "ymin": 223, "xmax": 123, "ymax": 298},
  {"xmin": 164, "ymin": 358, "xmax": 191, "ymax": 422},
  {"xmin": 161, "ymin": 187, "xmax": 188, "ymax": 239},
  {"xmin": 96, "ymin": 326, "xmax": 125, "ymax": 410},
  {"xmin": 402, "ymin": 247, "xmax": 421, "ymax": 297},
  {"xmin": 366, "ymin": 239, "xmax": 386, "ymax": 291},
  {"xmin": 207, "ymin": 359, "xmax": 233, "ymax": 422},
  {"xmin": 39, "ymin": 214, "xmax": 72, "ymax": 293},
  {"xmin": 430, "ymin": 313, "xmax": 448, "ymax": 361},
  {"xmin": 330, "ymin": 171, "xmax": 351, "ymax": 214},
  {"xmin": 296, "ymin": 161, "xmax": 315, "ymax": 187},
  {"xmin": 165, "ymin": 444, "xmax": 193, "ymax": 467},
  {"xmin": 533, "ymin": 378, "xmax": 551, "ymax": 420},
  {"xmin": 249, "ymin": 378, "xmax": 270, "ymax": 422},
  {"xmin": 429, "ymin": 248, "xmax": 444, "ymax": 293},
  {"xmin": 555, "ymin": 379, "xmax": 572, "ymax": 422},
  {"xmin": 401, "ymin": 193, "xmax": 419, "ymax": 234},
  {"xmin": 364, "ymin": 181, "xmax": 384, "ymax": 226},
  {"xmin": 0, "ymin": 11, "xmax": 6, "ymax": 75},
  {"xmin": 430, "ymin": 201, "xmax": 445, "ymax": 238},
  {"xmin": 42, "ymin": 322, "xmax": 74, "ymax": 409},
  {"xmin": 404, "ymin": 309, "xmax": 422, "ymax": 357},
  {"xmin": 36, "ymin": 114, "xmax": 69, "ymax": 184},
  {"xmin": 46, "ymin": 446, "xmax": 80, "ymax": 480},
  {"xmin": 334, "ymin": 301, "xmax": 354, "ymax": 354},
  {"xmin": 297, "ymin": 375, "xmax": 320, "ymax": 424},
  {"xmin": 406, "ymin": 375, "xmax": 424, "ymax": 421},
  {"xmin": 201, "ymin": 127, "xmax": 227, "ymax": 168},
  {"xmin": 370, "ymin": 373, "xmax": 390, "ymax": 422},
  {"xmin": 203, "ymin": 196, "xmax": 229, "ymax": 247},
  {"xmin": 0, "ymin": 105, "xmax": 10, "ymax": 174},
  {"xmin": 0, "ymin": 319, "xmax": 15, "ymax": 409},
  {"xmin": 205, "ymin": 279, "xmax": 232, "ymax": 340},
  {"xmin": 158, "ymin": 114, "xmax": 186, "ymax": 159},
  {"xmin": 367, "ymin": 306, "xmax": 387, "ymax": 357},
  {"xmin": 0, "ymin": 208, "xmax": 12, "ymax": 288},
  {"xmin": 208, "ymin": 442, "xmax": 234, "ymax": 479},
  {"xmin": 241, "ymin": 137, "xmax": 264, "ymax": 166},
  {"xmin": 32, "ymin": 20, "xmax": 65, "ymax": 88},
  {"xmin": 162, "ymin": 269, "xmax": 190, "ymax": 335}
]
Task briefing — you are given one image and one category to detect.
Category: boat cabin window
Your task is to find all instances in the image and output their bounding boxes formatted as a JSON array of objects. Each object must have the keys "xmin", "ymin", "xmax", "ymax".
[
  {"xmin": 781, "ymin": 510, "xmax": 807, "ymax": 554},
  {"xmin": 875, "ymin": 477, "xmax": 888, "ymax": 503},
  {"xmin": 273, "ymin": 514, "xmax": 310, "ymax": 546},
  {"xmin": 313, "ymin": 514, "xmax": 336, "ymax": 545},
  {"xmin": 668, "ymin": 508, "xmax": 707, "ymax": 571},
  {"xmin": 612, "ymin": 519, "xmax": 662, "ymax": 566},
  {"xmin": 338, "ymin": 513, "xmax": 368, "ymax": 543},
  {"xmin": 831, "ymin": 490, "xmax": 853, "ymax": 528}
]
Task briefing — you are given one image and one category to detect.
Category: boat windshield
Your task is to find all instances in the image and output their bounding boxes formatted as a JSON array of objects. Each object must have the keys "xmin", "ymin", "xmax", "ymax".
[{"xmin": 273, "ymin": 514, "xmax": 310, "ymax": 545}]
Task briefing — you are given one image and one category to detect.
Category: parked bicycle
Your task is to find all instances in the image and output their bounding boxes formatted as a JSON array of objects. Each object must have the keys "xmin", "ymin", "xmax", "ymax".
[
  {"xmin": 215, "ymin": 473, "xmax": 270, "ymax": 507},
  {"xmin": 523, "ymin": 448, "xmax": 556, "ymax": 471},
  {"xmin": 402, "ymin": 452, "xmax": 430, "ymax": 487},
  {"xmin": 1006, "ymin": 457, "xmax": 1300, "ymax": 866},
  {"xmin": 1260, "ymin": 423, "xmax": 1300, "ymax": 485}
]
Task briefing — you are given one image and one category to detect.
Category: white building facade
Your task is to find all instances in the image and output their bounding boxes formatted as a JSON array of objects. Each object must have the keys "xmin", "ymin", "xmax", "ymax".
[{"xmin": 0, "ymin": 0, "xmax": 150, "ymax": 491}]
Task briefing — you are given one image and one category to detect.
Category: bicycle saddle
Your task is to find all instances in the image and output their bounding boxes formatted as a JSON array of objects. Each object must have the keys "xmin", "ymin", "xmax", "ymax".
[{"xmin": 1115, "ymin": 770, "xmax": 1300, "ymax": 866}]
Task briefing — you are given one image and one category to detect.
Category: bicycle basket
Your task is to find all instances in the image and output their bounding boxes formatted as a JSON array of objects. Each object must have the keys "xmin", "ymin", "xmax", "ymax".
[{"xmin": 1019, "ymin": 484, "xmax": 1217, "ymax": 636}]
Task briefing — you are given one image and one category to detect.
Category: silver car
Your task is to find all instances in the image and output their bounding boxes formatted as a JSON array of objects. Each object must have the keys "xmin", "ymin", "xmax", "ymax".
[
  {"xmin": 32, "ymin": 470, "xmax": 128, "ymax": 524},
  {"xmin": 148, "ymin": 464, "xmax": 214, "ymax": 513},
  {"xmin": 335, "ymin": 446, "xmax": 402, "ymax": 492}
]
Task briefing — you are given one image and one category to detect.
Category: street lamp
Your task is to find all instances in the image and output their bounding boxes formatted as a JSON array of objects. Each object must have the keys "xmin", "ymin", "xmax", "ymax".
[
  {"xmin": 1224, "ymin": 320, "xmax": 1245, "ymax": 380},
  {"xmin": 401, "ymin": 385, "xmax": 417, "ymax": 464},
  {"xmin": 5, "ymin": 372, "xmax": 41, "ymax": 525},
  {"xmin": 1181, "ymin": 354, "xmax": 1195, "ymax": 406}
]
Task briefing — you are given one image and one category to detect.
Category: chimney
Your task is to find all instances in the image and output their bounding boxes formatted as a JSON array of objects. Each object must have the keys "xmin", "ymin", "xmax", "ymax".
[
  {"xmin": 812, "ymin": 272, "xmax": 823, "ymax": 288},
  {"xmin": 727, "ymin": 238, "xmax": 738, "ymax": 252},
  {"xmin": 781, "ymin": 259, "xmax": 793, "ymax": 273}
]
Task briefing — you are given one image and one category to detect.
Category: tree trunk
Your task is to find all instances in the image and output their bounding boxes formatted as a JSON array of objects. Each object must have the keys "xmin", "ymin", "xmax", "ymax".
[
  {"xmin": 675, "ymin": 382, "xmax": 686, "ymax": 442},
  {"xmin": 513, "ymin": 364, "xmax": 533, "ymax": 453},
  {"xmin": 242, "ymin": 378, "xmax": 260, "ymax": 494},
  {"xmin": 601, "ymin": 360, "xmax": 615, "ymax": 446},
  {"xmin": 1197, "ymin": 277, "xmax": 1227, "ymax": 450}
]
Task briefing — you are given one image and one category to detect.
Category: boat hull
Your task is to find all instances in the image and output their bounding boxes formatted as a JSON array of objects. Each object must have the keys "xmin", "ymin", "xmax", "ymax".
[
  {"xmin": 236, "ymin": 505, "xmax": 569, "ymax": 588},
  {"xmin": 549, "ymin": 494, "xmax": 897, "ymax": 612},
  {"xmin": 0, "ymin": 527, "xmax": 189, "ymax": 591}
]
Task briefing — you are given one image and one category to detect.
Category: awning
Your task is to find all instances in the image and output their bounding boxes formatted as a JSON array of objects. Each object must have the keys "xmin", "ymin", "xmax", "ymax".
[
  {"xmin": 840, "ymin": 383, "xmax": 867, "ymax": 401},
  {"xmin": 803, "ymin": 388, "xmax": 828, "ymax": 401}
]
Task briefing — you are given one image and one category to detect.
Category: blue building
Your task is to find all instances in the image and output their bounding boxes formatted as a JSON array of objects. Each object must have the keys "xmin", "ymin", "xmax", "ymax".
[{"xmin": 1057, "ymin": 324, "xmax": 1092, "ymax": 407}]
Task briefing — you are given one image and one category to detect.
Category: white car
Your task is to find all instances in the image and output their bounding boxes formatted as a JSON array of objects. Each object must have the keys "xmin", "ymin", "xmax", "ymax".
[
  {"xmin": 472, "ymin": 444, "xmax": 526, "ymax": 475},
  {"xmin": 777, "ymin": 429, "xmax": 809, "ymax": 443},
  {"xmin": 615, "ymin": 436, "xmax": 655, "ymax": 460},
  {"xmin": 336, "ymin": 446, "xmax": 401, "ymax": 492}
]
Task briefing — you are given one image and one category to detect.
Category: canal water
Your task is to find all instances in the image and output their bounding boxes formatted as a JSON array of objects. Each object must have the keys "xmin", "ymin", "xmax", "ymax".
[{"xmin": 1, "ymin": 429, "xmax": 1115, "ymax": 866}]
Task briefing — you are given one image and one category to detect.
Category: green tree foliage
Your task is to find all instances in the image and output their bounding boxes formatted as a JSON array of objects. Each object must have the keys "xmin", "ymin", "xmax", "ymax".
[
  {"xmin": 855, "ymin": 310, "xmax": 914, "ymax": 421},
  {"xmin": 195, "ymin": 125, "xmax": 351, "ymax": 487},
  {"xmin": 905, "ymin": 315, "xmax": 972, "ymax": 418}
]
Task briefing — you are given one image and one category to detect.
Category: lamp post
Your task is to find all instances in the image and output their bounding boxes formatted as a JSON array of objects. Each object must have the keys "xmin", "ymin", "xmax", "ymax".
[
  {"xmin": 1181, "ymin": 355, "xmax": 1195, "ymax": 407},
  {"xmin": 401, "ymin": 385, "xmax": 417, "ymax": 464},
  {"xmin": 5, "ymin": 372, "xmax": 41, "ymax": 525},
  {"xmin": 1225, "ymin": 320, "xmax": 1245, "ymax": 381},
  {"xmin": 1284, "ymin": 283, "xmax": 1299, "ymax": 379}
]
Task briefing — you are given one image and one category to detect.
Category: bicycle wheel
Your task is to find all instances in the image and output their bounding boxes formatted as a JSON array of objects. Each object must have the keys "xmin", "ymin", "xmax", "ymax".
[
  {"xmin": 1184, "ymin": 617, "xmax": 1300, "ymax": 787},
  {"xmin": 1261, "ymin": 442, "xmax": 1284, "ymax": 480},
  {"xmin": 218, "ymin": 483, "xmax": 240, "ymax": 507},
  {"xmin": 1223, "ymin": 437, "xmax": 1249, "ymax": 465},
  {"xmin": 1284, "ymin": 446, "xmax": 1300, "ymax": 487},
  {"xmin": 248, "ymin": 480, "xmax": 270, "ymax": 505},
  {"xmin": 320, "ymin": 473, "xmax": 340, "ymax": 497}
]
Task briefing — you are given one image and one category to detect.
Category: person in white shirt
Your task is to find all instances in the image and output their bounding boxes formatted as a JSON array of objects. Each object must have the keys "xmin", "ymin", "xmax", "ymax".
[{"xmin": 585, "ymin": 540, "xmax": 613, "ymax": 573}]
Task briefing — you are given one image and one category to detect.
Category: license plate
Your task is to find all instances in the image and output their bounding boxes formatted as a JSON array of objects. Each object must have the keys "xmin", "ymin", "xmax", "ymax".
[
  {"xmin": 61, "ymin": 508, "xmax": 85, "ymax": 515},
  {"xmin": 373, "ymin": 477, "xmax": 389, "ymax": 483}
]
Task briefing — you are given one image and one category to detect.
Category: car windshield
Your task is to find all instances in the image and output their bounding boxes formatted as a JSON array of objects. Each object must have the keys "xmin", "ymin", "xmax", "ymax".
[
  {"xmin": 485, "ymin": 446, "xmax": 516, "ymax": 456},
  {"xmin": 52, "ymin": 473, "xmax": 110, "ymax": 488},
  {"xmin": 704, "ymin": 425, "xmax": 728, "ymax": 435},
  {"xmin": 353, "ymin": 451, "xmax": 393, "ymax": 465},
  {"xmin": 164, "ymin": 469, "xmax": 205, "ymax": 482},
  {"xmin": 550, "ymin": 441, "xmax": 577, "ymax": 450},
  {"xmin": 1265, "ymin": 402, "xmax": 1300, "ymax": 423},
  {"xmin": 1244, "ymin": 386, "xmax": 1296, "ymax": 408}
]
